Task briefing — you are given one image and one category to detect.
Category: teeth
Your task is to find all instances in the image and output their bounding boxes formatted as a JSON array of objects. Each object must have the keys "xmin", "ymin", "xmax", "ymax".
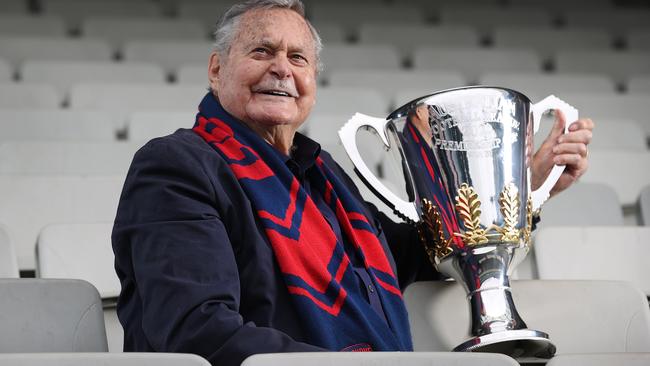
[{"xmin": 263, "ymin": 90, "xmax": 290, "ymax": 97}]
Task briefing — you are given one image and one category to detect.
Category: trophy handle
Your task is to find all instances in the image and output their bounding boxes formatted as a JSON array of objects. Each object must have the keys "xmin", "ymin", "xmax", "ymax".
[
  {"xmin": 530, "ymin": 95, "xmax": 579, "ymax": 212},
  {"xmin": 339, "ymin": 113, "xmax": 420, "ymax": 223}
]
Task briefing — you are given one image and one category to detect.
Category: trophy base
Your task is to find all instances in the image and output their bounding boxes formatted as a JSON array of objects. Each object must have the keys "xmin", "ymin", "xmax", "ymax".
[{"xmin": 453, "ymin": 329, "xmax": 556, "ymax": 359}]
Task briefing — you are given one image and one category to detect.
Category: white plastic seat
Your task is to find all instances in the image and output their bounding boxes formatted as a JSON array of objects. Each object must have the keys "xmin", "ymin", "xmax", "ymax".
[
  {"xmin": 478, "ymin": 72, "xmax": 616, "ymax": 98},
  {"xmin": 404, "ymin": 280, "xmax": 650, "ymax": 354},
  {"xmin": 41, "ymin": 0, "xmax": 162, "ymax": 32},
  {"xmin": 535, "ymin": 226, "xmax": 650, "ymax": 295},
  {"xmin": 127, "ymin": 110, "xmax": 195, "ymax": 141},
  {"xmin": 0, "ymin": 109, "xmax": 119, "ymax": 141},
  {"xmin": 21, "ymin": 60, "xmax": 166, "ymax": 97},
  {"xmin": 0, "ymin": 83, "xmax": 61, "ymax": 108},
  {"xmin": 308, "ymin": 4, "xmax": 424, "ymax": 35},
  {"xmin": 0, "ymin": 278, "xmax": 108, "ymax": 352},
  {"xmin": 358, "ymin": 24, "xmax": 479, "ymax": 60},
  {"xmin": 311, "ymin": 87, "xmax": 389, "ymax": 118},
  {"xmin": 0, "ymin": 223, "xmax": 19, "ymax": 278},
  {"xmin": 0, "ymin": 141, "xmax": 141, "ymax": 175},
  {"xmin": 413, "ymin": 47, "xmax": 541, "ymax": 84},
  {"xmin": 438, "ymin": 6, "xmax": 553, "ymax": 36},
  {"xmin": 0, "ymin": 0, "xmax": 28, "ymax": 13},
  {"xmin": 555, "ymin": 50, "xmax": 650, "ymax": 86},
  {"xmin": 627, "ymin": 29, "xmax": 650, "ymax": 51},
  {"xmin": 319, "ymin": 44, "xmax": 402, "ymax": 82},
  {"xmin": 328, "ymin": 69, "xmax": 466, "ymax": 109},
  {"xmin": 563, "ymin": 10, "xmax": 650, "ymax": 37},
  {"xmin": 82, "ymin": 17, "xmax": 206, "ymax": 50},
  {"xmin": 640, "ymin": 185, "xmax": 650, "ymax": 226},
  {"xmin": 176, "ymin": 63, "xmax": 208, "ymax": 84},
  {"xmin": 547, "ymin": 353, "xmax": 650, "ymax": 366},
  {"xmin": 0, "ymin": 353, "xmax": 211, "ymax": 366},
  {"xmin": 123, "ymin": 40, "xmax": 213, "ymax": 77},
  {"xmin": 0, "ymin": 175, "xmax": 125, "ymax": 270},
  {"xmin": 559, "ymin": 92, "xmax": 650, "ymax": 138},
  {"xmin": 492, "ymin": 27, "xmax": 612, "ymax": 63},
  {"xmin": 580, "ymin": 150, "xmax": 650, "ymax": 207},
  {"xmin": 627, "ymin": 75, "xmax": 650, "ymax": 94},
  {"xmin": 0, "ymin": 15, "xmax": 67, "ymax": 37},
  {"xmin": 308, "ymin": 22, "xmax": 347, "ymax": 44},
  {"xmin": 242, "ymin": 352, "xmax": 518, "ymax": 366},
  {"xmin": 69, "ymin": 83, "xmax": 207, "ymax": 127},
  {"xmin": 36, "ymin": 222, "xmax": 123, "ymax": 352},
  {"xmin": 0, "ymin": 36, "xmax": 112, "ymax": 68},
  {"xmin": 177, "ymin": 2, "xmax": 234, "ymax": 29},
  {"xmin": 0, "ymin": 57, "xmax": 11, "ymax": 81},
  {"xmin": 535, "ymin": 182, "xmax": 624, "ymax": 229}
]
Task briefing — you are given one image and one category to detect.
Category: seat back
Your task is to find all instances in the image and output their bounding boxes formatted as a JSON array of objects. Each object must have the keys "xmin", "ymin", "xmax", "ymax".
[
  {"xmin": 546, "ymin": 353, "xmax": 650, "ymax": 366},
  {"xmin": 404, "ymin": 280, "xmax": 650, "ymax": 354},
  {"xmin": 242, "ymin": 352, "xmax": 519, "ymax": 366},
  {"xmin": 641, "ymin": 185, "xmax": 650, "ymax": 226},
  {"xmin": 0, "ymin": 278, "xmax": 107, "ymax": 352},
  {"xmin": 0, "ymin": 352, "xmax": 210, "ymax": 366},
  {"xmin": 0, "ymin": 223, "xmax": 18, "ymax": 278}
]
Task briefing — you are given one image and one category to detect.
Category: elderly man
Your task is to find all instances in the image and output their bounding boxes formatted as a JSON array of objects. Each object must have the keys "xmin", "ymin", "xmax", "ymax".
[{"xmin": 112, "ymin": 1, "xmax": 593, "ymax": 365}]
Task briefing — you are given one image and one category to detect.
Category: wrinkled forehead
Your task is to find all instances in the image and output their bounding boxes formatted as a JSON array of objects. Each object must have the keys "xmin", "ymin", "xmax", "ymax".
[{"xmin": 233, "ymin": 8, "xmax": 316, "ymax": 53}]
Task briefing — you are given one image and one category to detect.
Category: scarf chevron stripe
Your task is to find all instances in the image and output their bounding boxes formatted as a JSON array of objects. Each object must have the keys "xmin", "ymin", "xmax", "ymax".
[{"xmin": 192, "ymin": 93, "xmax": 412, "ymax": 352}]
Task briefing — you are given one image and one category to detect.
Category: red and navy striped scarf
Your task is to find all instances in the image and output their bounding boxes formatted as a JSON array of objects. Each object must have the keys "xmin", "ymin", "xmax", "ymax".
[{"xmin": 193, "ymin": 93, "xmax": 412, "ymax": 352}]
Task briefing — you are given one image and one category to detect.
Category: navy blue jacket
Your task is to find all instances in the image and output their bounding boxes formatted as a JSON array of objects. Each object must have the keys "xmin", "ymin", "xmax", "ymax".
[{"xmin": 112, "ymin": 128, "xmax": 438, "ymax": 366}]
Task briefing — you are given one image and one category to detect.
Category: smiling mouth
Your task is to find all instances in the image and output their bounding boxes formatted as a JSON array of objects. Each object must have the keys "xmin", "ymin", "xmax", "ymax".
[{"xmin": 254, "ymin": 88, "xmax": 297, "ymax": 98}]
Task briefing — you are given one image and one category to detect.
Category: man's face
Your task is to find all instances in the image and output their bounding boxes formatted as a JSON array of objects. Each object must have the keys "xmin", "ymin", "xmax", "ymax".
[{"xmin": 208, "ymin": 8, "xmax": 318, "ymax": 129}]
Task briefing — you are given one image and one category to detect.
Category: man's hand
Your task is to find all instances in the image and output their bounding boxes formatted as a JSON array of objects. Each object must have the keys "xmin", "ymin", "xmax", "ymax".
[{"xmin": 531, "ymin": 109, "xmax": 594, "ymax": 198}]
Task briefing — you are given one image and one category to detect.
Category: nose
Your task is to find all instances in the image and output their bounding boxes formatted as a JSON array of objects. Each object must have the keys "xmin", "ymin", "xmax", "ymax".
[{"xmin": 269, "ymin": 53, "xmax": 292, "ymax": 79}]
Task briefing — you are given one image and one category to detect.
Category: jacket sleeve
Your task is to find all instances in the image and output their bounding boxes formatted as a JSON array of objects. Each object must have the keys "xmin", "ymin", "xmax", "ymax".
[{"xmin": 112, "ymin": 138, "xmax": 325, "ymax": 366}]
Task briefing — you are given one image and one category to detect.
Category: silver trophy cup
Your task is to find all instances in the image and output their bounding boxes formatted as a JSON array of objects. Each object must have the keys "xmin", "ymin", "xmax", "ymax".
[{"xmin": 338, "ymin": 86, "xmax": 578, "ymax": 358}]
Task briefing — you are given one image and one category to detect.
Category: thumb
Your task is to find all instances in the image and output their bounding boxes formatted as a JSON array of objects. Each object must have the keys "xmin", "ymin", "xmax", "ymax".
[{"xmin": 548, "ymin": 108, "xmax": 566, "ymax": 139}]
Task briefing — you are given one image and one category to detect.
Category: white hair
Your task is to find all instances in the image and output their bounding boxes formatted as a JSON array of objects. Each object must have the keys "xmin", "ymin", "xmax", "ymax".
[{"xmin": 212, "ymin": 0, "xmax": 323, "ymax": 73}]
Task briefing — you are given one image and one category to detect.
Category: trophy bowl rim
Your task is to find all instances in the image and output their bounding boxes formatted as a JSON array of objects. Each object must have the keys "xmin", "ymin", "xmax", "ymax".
[{"xmin": 387, "ymin": 85, "xmax": 533, "ymax": 120}]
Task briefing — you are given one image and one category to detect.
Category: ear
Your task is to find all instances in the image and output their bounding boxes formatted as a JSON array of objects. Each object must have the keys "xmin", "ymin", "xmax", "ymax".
[{"xmin": 208, "ymin": 52, "xmax": 221, "ymax": 92}]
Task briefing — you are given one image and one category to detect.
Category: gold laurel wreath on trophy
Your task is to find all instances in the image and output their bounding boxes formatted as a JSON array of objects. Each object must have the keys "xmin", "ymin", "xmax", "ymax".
[{"xmin": 418, "ymin": 182, "xmax": 534, "ymax": 262}]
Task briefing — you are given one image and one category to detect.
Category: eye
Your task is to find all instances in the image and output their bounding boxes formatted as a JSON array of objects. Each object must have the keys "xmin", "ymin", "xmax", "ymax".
[
  {"xmin": 252, "ymin": 47, "xmax": 270, "ymax": 55},
  {"xmin": 290, "ymin": 53, "xmax": 308, "ymax": 64}
]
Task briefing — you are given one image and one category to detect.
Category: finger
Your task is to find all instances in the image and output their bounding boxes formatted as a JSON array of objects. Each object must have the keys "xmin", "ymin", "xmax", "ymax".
[
  {"xmin": 553, "ymin": 142, "xmax": 588, "ymax": 156},
  {"xmin": 568, "ymin": 117, "xmax": 594, "ymax": 132},
  {"xmin": 558, "ymin": 129, "xmax": 593, "ymax": 144},
  {"xmin": 548, "ymin": 109, "xmax": 567, "ymax": 138},
  {"xmin": 553, "ymin": 153, "xmax": 586, "ymax": 166}
]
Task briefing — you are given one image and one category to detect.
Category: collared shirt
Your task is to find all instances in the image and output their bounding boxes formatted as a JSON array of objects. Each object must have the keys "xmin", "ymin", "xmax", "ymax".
[{"xmin": 112, "ymin": 127, "xmax": 438, "ymax": 366}]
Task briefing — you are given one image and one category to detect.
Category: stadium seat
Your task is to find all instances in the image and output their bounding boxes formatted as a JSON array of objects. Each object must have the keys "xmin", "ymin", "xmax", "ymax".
[
  {"xmin": 358, "ymin": 24, "xmax": 479, "ymax": 60},
  {"xmin": 492, "ymin": 27, "xmax": 612, "ymax": 64},
  {"xmin": 0, "ymin": 223, "xmax": 19, "ymax": 278},
  {"xmin": 0, "ymin": 175, "xmax": 125, "ymax": 270},
  {"xmin": 241, "ymin": 352, "xmax": 518, "ymax": 366},
  {"xmin": 404, "ymin": 280, "xmax": 650, "ymax": 354},
  {"xmin": 69, "ymin": 83, "xmax": 207, "ymax": 127},
  {"xmin": 546, "ymin": 353, "xmax": 650, "ymax": 366},
  {"xmin": 82, "ymin": 17, "xmax": 207, "ymax": 51},
  {"xmin": 0, "ymin": 83, "xmax": 61, "ymax": 108},
  {"xmin": 0, "ymin": 278, "xmax": 107, "ymax": 352},
  {"xmin": 127, "ymin": 110, "xmax": 195, "ymax": 141},
  {"xmin": 555, "ymin": 50, "xmax": 650, "ymax": 86},
  {"xmin": 559, "ymin": 93, "xmax": 650, "ymax": 138},
  {"xmin": 535, "ymin": 226, "xmax": 650, "ymax": 295},
  {"xmin": 478, "ymin": 72, "xmax": 616, "ymax": 99},
  {"xmin": 123, "ymin": 40, "xmax": 213, "ymax": 77},
  {"xmin": 176, "ymin": 63, "xmax": 208, "ymax": 84},
  {"xmin": 413, "ymin": 47, "xmax": 541, "ymax": 84},
  {"xmin": 318, "ymin": 44, "xmax": 402, "ymax": 82},
  {"xmin": 308, "ymin": 22, "xmax": 347, "ymax": 44},
  {"xmin": 0, "ymin": 109, "xmax": 120, "ymax": 141},
  {"xmin": 308, "ymin": 4, "xmax": 424, "ymax": 36},
  {"xmin": 563, "ymin": 9, "xmax": 650, "ymax": 38},
  {"xmin": 579, "ymin": 150, "xmax": 650, "ymax": 207},
  {"xmin": 36, "ymin": 222, "xmax": 123, "ymax": 352},
  {"xmin": 0, "ymin": 141, "xmax": 141, "ymax": 175},
  {"xmin": 41, "ymin": 0, "xmax": 163, "ymax": 32},
  {"xmin": 0, "ymin": 57, "xmax": 11, "ymax": 81},
  {"xmin": 438, "ymin": 6, "xmax": 554, "ymax": 37},
  {"xmin": 639, "ymin": 185, "xmax": 650, "ymax": 226},
  {"xmin": 627, "ymin": 75, "xmax": 650, "ymax": 94},
  {"xmin": 310, "ymin": 87, "xmax": 389, "ymax": 118},
  {"xmin": 627, "ymin": 29, "xmax": 650, "ymax": 51},
  {"xmin": 176, "ymin": 2, "xmax": 234, "ymax": 29},
  {"xmin": 535, "ymin": 183, "xmax": 624, "ymax": 229},
  {"xmin": 0, "ymin": 36, "xmax": 113, "ymax": 68},
  {"xmin": 0, "ymin": 353, "xmax": 211, "ymax": 366},
  {"xmin": 328, "ymin": 69, "xmax": 466, "ymax": 109},
  {"xmin": 21, "ymin": 60, "xmax": 166, "ymax": 97},
  {"xmin": 0, "ymin": 15, "xmax": 67, "ymax": 37}
]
